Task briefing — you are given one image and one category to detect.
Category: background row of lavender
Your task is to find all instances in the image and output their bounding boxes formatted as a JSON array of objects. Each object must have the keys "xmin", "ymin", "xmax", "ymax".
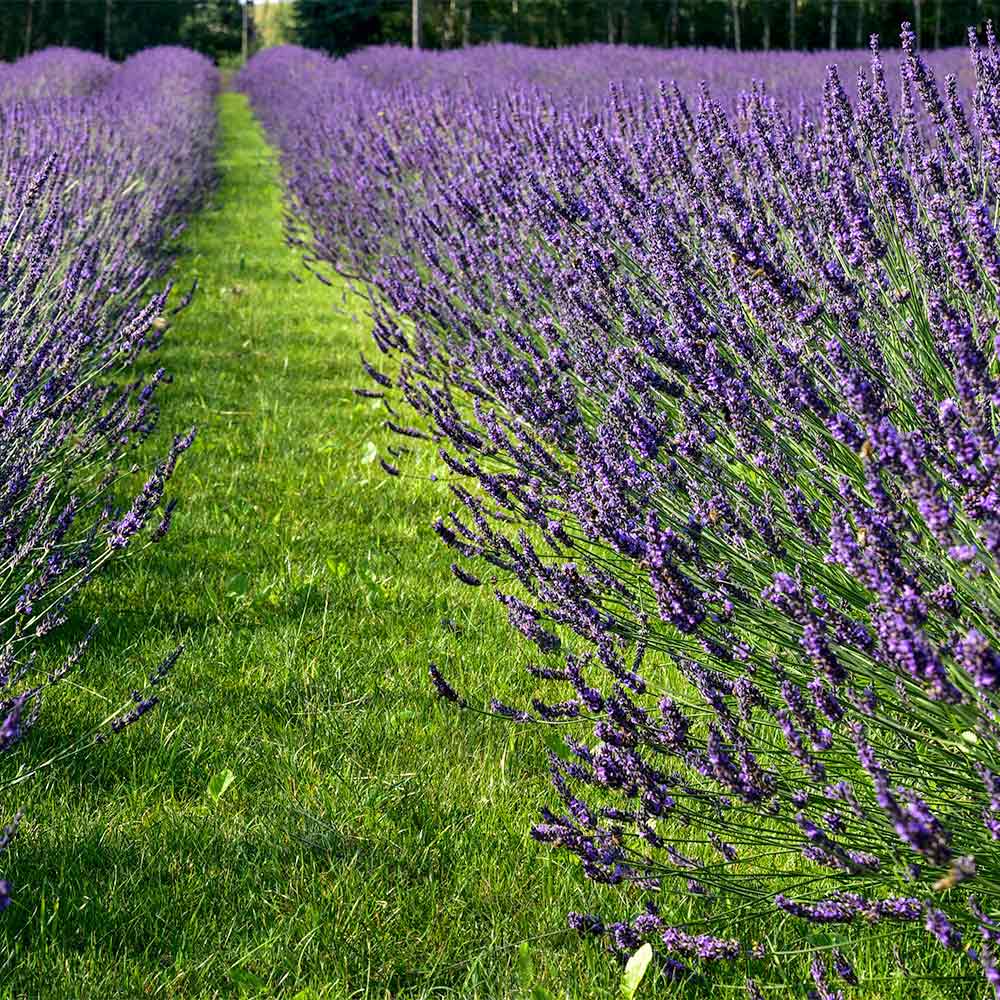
[
  {"xmin": 0, "ymin": 45, "xmax": 218, "ymax": 910},
  {"xmin": 242, "ymin": 29, "xmax": 1000, "ymax": 995}
]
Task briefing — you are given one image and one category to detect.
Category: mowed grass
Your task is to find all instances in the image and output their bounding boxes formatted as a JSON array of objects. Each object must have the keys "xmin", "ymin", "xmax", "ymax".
[
  {"xmin": 0, "ymin": 93, "xmax": 975, "ymax": 1000},
  {"xmin": 0, "ymin": 92, "xmax": 617, "ymax": 999}
]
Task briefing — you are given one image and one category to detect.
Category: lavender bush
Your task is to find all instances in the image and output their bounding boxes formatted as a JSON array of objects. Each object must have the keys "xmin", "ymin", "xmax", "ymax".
[
  {"xmin": 0, "ymin": 44, "xmax": 217, "ymax": 908},
  {"xmin": 0, "ymin": 47, "xmax": 113, "ymax": 102},
  {"xmin": 244, "ymin": 27, "xmax": 1000, "ymax": 993}
]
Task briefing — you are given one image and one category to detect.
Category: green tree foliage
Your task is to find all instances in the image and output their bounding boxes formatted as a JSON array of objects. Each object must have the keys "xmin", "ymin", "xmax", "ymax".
[
  {"xmin": 0, "ymin": 0, "xmax": 243, "ymax": 62},
  {"xmin": 3, "ymin": 0, "xmax": 1000, "ymax": 63},
  {"xmin": 256, "ymin": 2, "xmax": 295, "ymax": 47},
  {"xmin": 294, "ymin": 0, "xmax": 379, "ymax": 53},
  {"xmin": 291, "ymin": 0, "xmax": 1000, "ymax": 54},
  {"xmin": 179, "ymin": 0, "xmax": 244, "ymax": 59}
]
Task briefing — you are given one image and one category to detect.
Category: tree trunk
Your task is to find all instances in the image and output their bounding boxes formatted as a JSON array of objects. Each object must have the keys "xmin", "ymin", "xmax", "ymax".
[
  {"xmin": 23, "ymin": 0, "xmax": 33, "ymax": 56},
  {"xmin": 731, "ymin": 0, "xmax": 741, "ymax": 52},
  {"xmin": 412, "ymin": 0, "xmax": 421, "ymax": 49},
  {"xmin": 829, "ymin": 0, "xmax": 839, "ymax": 49},
  {"xmin": 914, "ymin": 0, "xmax": 922, "ymax": 47},
  {"xmin": 789, "ymin": 0, "xmax": 796, "ymax": 49},
  {"xmin": 762, "ymin": 0, "xmax": 771, "ymax": 50},
  {"xmin": 607, "ymin": 3, "xmax": 615, "ymax": 43},
  {"xmin": 669, "ymin": 0, "xmax": 679, "ymax": 46},
  {"xmin": 933, "ymin": 0, "xmax": 942, "ymax": 47},
  {"xmin": 462, "ymin": 0, "xmax": 471, "ymax": 46},
  {"xmin": 855, "ymin": 0, "xmax": 863, "ymax": 48}
]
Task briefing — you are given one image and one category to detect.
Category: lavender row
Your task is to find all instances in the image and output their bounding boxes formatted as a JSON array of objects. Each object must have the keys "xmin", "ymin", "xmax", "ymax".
[
  {"xmin": 0, "ymin": 46, "xmax": 218, "ymax": 911},
  {"xmin": 244, "ymin": 29, "xmax": 1000, "ymax": 993},
  {"xmin": 0, "ymin": 46, "xmax": 113, "ymax": 103}
]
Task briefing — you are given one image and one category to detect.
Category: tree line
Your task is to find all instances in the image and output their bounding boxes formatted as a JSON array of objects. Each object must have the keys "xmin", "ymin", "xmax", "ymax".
[
  {"xmin": 2, "ymin": 0, "xmax": 998, "ymax": 63},
  {"xmin": 0, "ymin": 0, "xmax": 246, "ymax": 62},
  {"xmin": 295, "ymin": 0, "xmax": 1000, "ymax": 53}
]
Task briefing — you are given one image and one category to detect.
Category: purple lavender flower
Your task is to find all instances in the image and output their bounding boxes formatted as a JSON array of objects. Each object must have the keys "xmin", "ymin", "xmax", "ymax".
[
  {"xmin": 661, "ymin": 926, "xmax": 741, "ymax": 961},
  {"xmin": 428, "ymin": 663, "xmax": 465, "ymax": 706},
  {"xmin": 832, "ymin": 949, "xmax": 857, "ymax": 984},
  {"xmin": 810, "ymin": 958, "xmax": 844, "ymax": 1000},
  {"xmin": 925, "ymin": 907, "xmax": 963, "ymax": 948},
  {"xmin": 567, "ymin": 911, "xmax": 604, "ymax": 936}
]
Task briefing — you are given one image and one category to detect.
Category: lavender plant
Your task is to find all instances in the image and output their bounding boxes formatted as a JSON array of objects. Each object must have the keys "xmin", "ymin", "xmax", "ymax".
[
  {"xmin": 0, "ymin": 45, "xmax": 217, "ymax": 910},
  {"xmin": 0, "ymin": 47, "xmax": 113, "ymax": 102},
  {"xmin": 0, "ymin": 44, "xmax": 217, "ymax": 692},
  {"xmin": 243, "ymin": 26, "xmax": 1000, "ymax": 993}
]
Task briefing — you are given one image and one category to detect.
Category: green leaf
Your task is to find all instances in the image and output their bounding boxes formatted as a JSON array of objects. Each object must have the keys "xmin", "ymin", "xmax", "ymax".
[
  {"xmin": 543, "ymin": 729, "xmax": 572, "ymax": 762},
  {"xmin": 208, "ymin": 769, "xmax": 236, "ymax": 802},
  {"xmin": 361, "ymin": 440, "xmax": 378, "ymax": 464},
  {"xmin": 326, "ymin": 558, "xmax": 349, "ymax": 579},
  {"xmin": 516, "ymin": 941, "xmax": 535, "ymax": 989},
  {"xmin": 226, "ymin": 572, "xmax": 249, "ymax": 597},
  {"xmin": 621, "ymin": 943, "xmax": 653, "ymax": 999},
  {"xmin": 229, "ymin": 967, "xmax": 267, "ymax": 993}
]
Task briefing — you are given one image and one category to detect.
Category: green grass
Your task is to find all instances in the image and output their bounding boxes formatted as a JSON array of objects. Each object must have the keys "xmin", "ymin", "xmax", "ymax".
[
  {"xmin": 0, "ymin": 91, "xmax": 619, "ymax": 1000},
  {"xmin": 0, "ymin": 92, "xmax": 975, "ymax": 1000}
]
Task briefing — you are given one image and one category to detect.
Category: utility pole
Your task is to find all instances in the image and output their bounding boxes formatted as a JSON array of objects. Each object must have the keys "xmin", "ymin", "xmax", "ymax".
[
  {"xmin": 412, "ymin": 0, "xmax": 421, "ymax": 48},
  {"xmin": 23, "ymin": 0, "xmax": 33, "ymax": 56}
]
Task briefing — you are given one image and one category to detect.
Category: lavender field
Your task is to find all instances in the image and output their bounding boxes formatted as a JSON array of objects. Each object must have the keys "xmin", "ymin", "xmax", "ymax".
[
  {"xmin": 235, "ymin": 24, "xmax": 1000, "ymax": 999},
  {"xmin": 8, "ymin": 19, "xmax": 1000, "ymax": 1000}
]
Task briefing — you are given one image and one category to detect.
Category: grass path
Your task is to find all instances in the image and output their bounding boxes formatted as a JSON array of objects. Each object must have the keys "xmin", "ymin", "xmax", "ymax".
[{"xmin": 0, "ymin": 92, "xmax": 614, "ymax": 999}]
